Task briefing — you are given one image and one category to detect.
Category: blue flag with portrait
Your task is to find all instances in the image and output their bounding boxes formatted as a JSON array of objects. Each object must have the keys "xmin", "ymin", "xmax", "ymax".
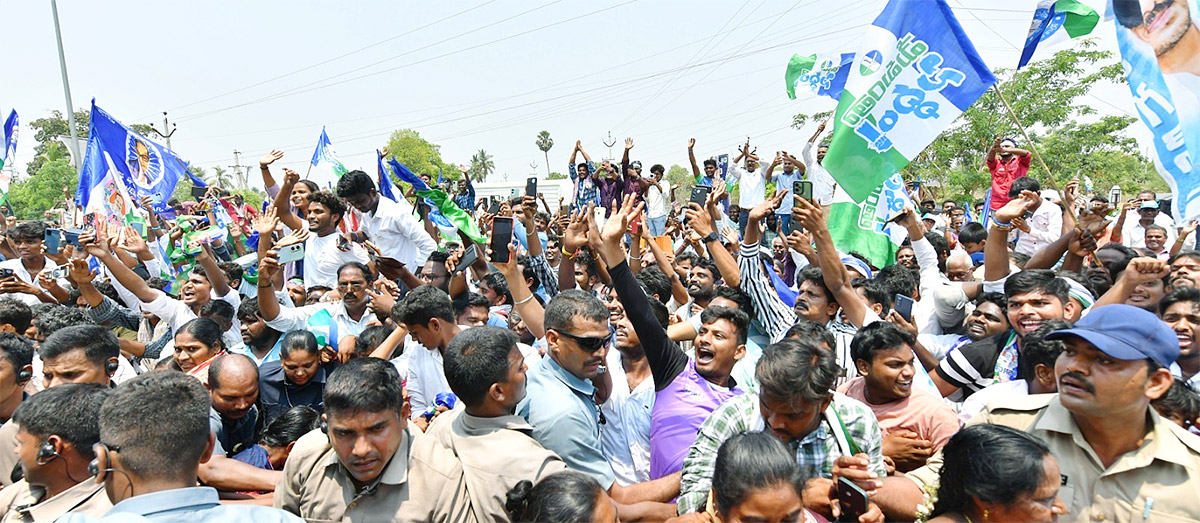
[{"xmin": 75, "ymin": 100, "xmax": 205, "ymax": 216}]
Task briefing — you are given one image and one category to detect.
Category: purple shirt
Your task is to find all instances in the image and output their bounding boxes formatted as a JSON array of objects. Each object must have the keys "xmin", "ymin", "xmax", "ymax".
[
  {"xmin": 597, "ymin": 175, "xmax": 642, "ymax": 217},
  {"xmin": 649, "ymin": 358, "xmax": 742, "ymax": 478}
]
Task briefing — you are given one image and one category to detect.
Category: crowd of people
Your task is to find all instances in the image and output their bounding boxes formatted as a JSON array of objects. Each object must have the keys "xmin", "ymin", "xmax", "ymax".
[{"xmin": 0, "ymin": 132, "xmax": 1193, "ymax": 522}]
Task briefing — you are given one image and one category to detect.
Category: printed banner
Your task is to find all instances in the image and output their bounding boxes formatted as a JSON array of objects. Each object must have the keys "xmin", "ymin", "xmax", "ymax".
[
  {"xmin": 1112, "ymin": 0, "xmax": 1200, "ymax": 221},
  {"xmin": 785, "ymin": 52, "xmax": 855, "ymax": 100},
  {"xmin": 827, "ymin": 173, "xmax": 910, "ymax": 268}
]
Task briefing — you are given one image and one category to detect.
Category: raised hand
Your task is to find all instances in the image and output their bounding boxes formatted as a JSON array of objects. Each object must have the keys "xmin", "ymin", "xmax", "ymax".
[
  {"xmin": 993, "ymin": 190, "xmax": 1039, "ymax": 224},
  {"xmin": 625, "ymin": 137, "xmax": 634, "ymax": 150},
  {"xmin": 786, "ymin": 230, "xmax": 813, "ymax": 256},
  {"xmin": 687, "ymin": 138, "xmax": 696, "ymax": 150},
  {"xmin": 521, "ymin": 195, "xmax": 537, "ymax": 225},
  {"xmin": 793, "ymin": 197, "xmax": 827, "ymax": 235},
  {"xmin": 562, "ymin": 206, "xmax": 590, "ymax": 253},
  {"xmin": 1063, "ymin": 178, "xmax": 1080, "ymax": 205},
  {"xmin": 65, "ymin": 257, "xmax": 96, "ymax": 286},
  {"xmin": 685, "ymin": 203, "xmax": 714, "ymax": 238},
  {"xmin": 121, "ymin": 226, "xmax": 150, "ymax": 255},
  {"xmin": 253, "ymin": 207, "xmax": 280, "ymax": 237},
  {"xmin": 749, "ymin": 189, "xmax": 788, "ymax": 224},
  {"xmin": 600, "ymin": 194, "xmax": 644, "ymax": 247},
  {"xmin": 259, "ymin": 149, "xmax": 284, "ymax": 167},
  {"xmin": 1121, "ymin": 257, "xmax": 1171, "ymax": 286},
  {"xmin": 276, "ymin": 227, "xmax": 310, "ymax": 248},
  {"xmin": 281, "ymin": 168, "xmax": 300, "ymax": 187}
]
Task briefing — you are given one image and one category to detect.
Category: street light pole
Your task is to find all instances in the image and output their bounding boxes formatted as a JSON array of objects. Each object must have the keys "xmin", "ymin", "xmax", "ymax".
[
  {"xmin": 50, "ymin": 0, "xmax": 82, "ymax": 171},
  {"xmin": 150, "ymin": 111, "xmax": 178, "ymax": 150}
]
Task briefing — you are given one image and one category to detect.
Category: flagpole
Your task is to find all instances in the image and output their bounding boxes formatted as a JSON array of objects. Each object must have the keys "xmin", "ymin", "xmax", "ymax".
[
  {"xmin": 50, "ymin": 0, "xmax": 83, "ymax": 171},
  {"xmin": 989, "ymin": 83, "xmax": 1082, "ymax": 229}
]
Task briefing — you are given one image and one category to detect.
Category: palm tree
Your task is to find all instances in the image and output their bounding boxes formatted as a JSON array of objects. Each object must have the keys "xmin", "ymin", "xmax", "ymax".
[
  {"xmin": 535, "ymin": 131, "xmax": 554, "ymax": 177},
  {"xmin": 210, "ymin": 166, "xmax": 234, "ymax": 189},
  {"xmin": 471, "ymin": 149, "xmax": 495, "ymax": 181}
]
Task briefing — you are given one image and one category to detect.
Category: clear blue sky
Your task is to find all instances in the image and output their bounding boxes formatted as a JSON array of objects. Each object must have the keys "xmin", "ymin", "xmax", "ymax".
[{"xmin": 1, "ymin": 0, "xmax": 1131, "ymax": 187}]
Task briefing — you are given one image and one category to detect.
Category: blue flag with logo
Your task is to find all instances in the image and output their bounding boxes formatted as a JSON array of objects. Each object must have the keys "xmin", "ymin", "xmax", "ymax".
[
  {"xmin": 785, "ymin": 52, "xmax": 856, "ymax": 100},
  {"xmin": 75, "ymin": 100, "xmax": 205, "ymax": 216}
]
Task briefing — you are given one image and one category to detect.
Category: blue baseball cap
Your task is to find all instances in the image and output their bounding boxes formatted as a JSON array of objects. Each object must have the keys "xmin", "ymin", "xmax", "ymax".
[
  {"xmin": 1046, "ymin": 304, "xmax": 1178, "ymax": 368},
  {"xmin": 840, "ymin": 256, "xmax": 873, "ymax": 279}
]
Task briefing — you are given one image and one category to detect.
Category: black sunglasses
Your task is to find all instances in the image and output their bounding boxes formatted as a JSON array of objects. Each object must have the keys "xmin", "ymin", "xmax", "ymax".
[{"xmin": 552, "ymin": 329, "xmax": 612, "ymax": 352}]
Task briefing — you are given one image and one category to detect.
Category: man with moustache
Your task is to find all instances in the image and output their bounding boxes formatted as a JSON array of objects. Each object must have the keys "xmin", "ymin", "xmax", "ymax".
[{"xmin": 860, "ymin": 304, "xmax": 1200, "ymax": 521}]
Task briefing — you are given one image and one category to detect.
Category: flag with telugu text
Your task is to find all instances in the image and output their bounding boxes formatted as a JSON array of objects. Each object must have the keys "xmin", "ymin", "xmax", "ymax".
[
  {"xmin": 822, "ymin": 0, "xmax": 996, "ymax": 203},
  {"xmin": 785, "ymin": 52, "xmax": 855, "ymax": 100},
  {"xmin": 826, "ymin": 173, "xmax": 909, "ymax": 268}
]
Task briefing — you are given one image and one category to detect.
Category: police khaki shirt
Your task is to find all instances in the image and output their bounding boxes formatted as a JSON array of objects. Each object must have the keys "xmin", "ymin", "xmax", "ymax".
[
  {"xmin": 416, "ymin": 407, "xmax": 569, "ymax": 522},
  {"xmin": 274, "ymin": 425, "xmax": 467, "ymax": 522},
  {"xmin": 0, "ymin": 422, "xmax": 16, "ymax": 488},
  {"xmin": 907, "ymin": 394, "xmax": 1200, "ymax": 522},
  {"xmin": 0, "ymin": 478, "xmax": 111, "ymax": 522}
]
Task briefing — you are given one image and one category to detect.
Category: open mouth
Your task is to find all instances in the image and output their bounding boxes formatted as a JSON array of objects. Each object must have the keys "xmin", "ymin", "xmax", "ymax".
[
  {"xmin": 967, "ymin": 322, "xmax": 986, "ymax": 337},
  {"xmin": 1177, "ymin": 331, "xmax": 1193, "ymax": 349},
  {"xmin": 894, "ymin": 380, "xmax": 912, "ymax": 392},
  {"xmin": 696, "ymin": 346, "xmax": 716, "ymax": 366},
  {"xmin": 1127, "ymin": 292, "xmax": 1149, "ymax": 303},
  {"xmin": 1017, "ymin": 318, "xmax": 1044, "ymax": 332}
]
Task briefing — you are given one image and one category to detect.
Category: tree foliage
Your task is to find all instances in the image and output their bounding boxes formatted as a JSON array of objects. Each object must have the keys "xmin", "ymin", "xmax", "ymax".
[
  {"xmin": 26, "ymin": 110, "xmax": 154, "ymax": 177},
  {"xmin": 791, "ymin": 41, "xmax": 1164, "ymax": 203},
  {"xmin": 470, "ymin": 149, "xmax": 495, "ymax": 182},
  {"xmin": 536, "ymin": 131, "xmax": 554, "ymax": 177},
  {"xmin": 383, "ymin": 129, "xmax": 458, "ymax": 184},
  {"xmin": 7, "ymin": 159, "xmax": 75, "ymax": 219}
]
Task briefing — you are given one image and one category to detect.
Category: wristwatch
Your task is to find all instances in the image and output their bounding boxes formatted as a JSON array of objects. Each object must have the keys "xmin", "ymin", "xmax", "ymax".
[{"xmin": 702, "ymin": 232, "xmax": 720, "ymax": 244}]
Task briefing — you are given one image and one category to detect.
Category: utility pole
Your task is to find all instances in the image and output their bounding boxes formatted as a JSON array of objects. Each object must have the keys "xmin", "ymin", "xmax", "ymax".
[
  {"xmin": 603, "ymin": 131, "xmax": 616, "ymax": 161},
  {"xmin": 229, "ymin": 150, "xmax": 247, "ymax": 189},
  {"xmin": 50, "ymin": 0, "xmax": 82, "ymax": 171},
  {"xmin": 149, "ymin": 111, "xmax": 177, "ymax": 150}
]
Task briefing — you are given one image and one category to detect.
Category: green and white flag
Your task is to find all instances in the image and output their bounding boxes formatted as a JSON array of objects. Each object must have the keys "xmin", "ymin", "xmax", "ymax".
[
  {"xmin": 784, "ymin": 52, "xmax": 854, "ymax": 100},
  {"xmin": 309, "ymin": 127, "xmax": 347, "ymax": 190},
  {"xmin": 1018, "ymin": 0, "xmax": 1100, "ymax": 68},
  {"xmin": 0, "ymin": 111, "xmax": 18, "ymax": 206},
  {"xmin": 821, "ymin": 0, "xmax": 996, "ymax": 203},
  {"xmin": 308, "ymin": 308, "xmax": 339, "ymax": 350},
  {"xmin": 826, "ymin": 173, "xmax": 909, "ymax": 267}
]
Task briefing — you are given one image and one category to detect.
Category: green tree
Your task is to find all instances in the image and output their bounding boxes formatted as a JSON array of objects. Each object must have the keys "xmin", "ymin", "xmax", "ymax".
[
  {"xmin": 384, "ymin": 129, "xmax": 458, "ymax": 185},
  {"xmin": 665, "ymin": 164, "xmax": 693, "ymax": 204},
  {"xmin": 535, "ymin": 131, "xmax": 554, "ymax": 177},
  {"xmin": 471, "ymin": 149, "xmax": 495, "ymax": 181},
  {"xmin": 7, "ymin": 159, "xmax": 75, "ymax": 219},
  {"xmin": 547, "ymin": 171, "xmax": 567, "ymax": 180},
  {"xmin": 209, "ymin": 166, "xmax": 234, "ymax": 188},
  {"xmin": 791, "ymin": 42, "xmax": 1163, "ymax": 202}
]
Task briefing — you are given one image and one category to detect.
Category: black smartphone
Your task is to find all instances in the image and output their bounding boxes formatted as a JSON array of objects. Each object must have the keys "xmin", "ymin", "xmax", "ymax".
[
  {"xmin": 893, "ymin": 294, "xmax": 914, "ymax": 322},
  {"xmin": 526, "ymin": 177, "xmax": 538, "ymax": 198},
  {"xmin": 490, "ymin": 217, "xmax": 513, "ymax": 264},
  {"xmin": 794, "ymin": 180, "xmax": 814, "ymax": 203},
  {"xmin": 63, "ymin": 228, "xmax": 83, "ymax": 247},
  {"xmin": 43, "ymin": 228, "xmax": 62, "ymax": 255},
  {"xmin": 0, "ymin": 269, "xmax": 13, "ymax": 279},
  {"xmin": 488, "ymin": 197, "xmax": 501, "ymax": 214},
  {"xmin": 689, "ymin": 186, "xmax": 712, "ymax": 207},
  {"xmin": 455, "ymin": 245, "xmax": 479, "ymax": 273},
  {"xmin": 190, "ymin": 186, "xmax": 208, "ymax": 199},
  {"xmin": 836, "ymin": 477, "xmax": 869, "ymax": 523}
]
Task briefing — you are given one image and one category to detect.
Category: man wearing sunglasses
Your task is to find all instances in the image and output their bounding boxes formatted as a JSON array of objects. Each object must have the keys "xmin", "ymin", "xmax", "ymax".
[{"xmin": 516, "ymin": 290, "xmax": 681, "ymax": 519}]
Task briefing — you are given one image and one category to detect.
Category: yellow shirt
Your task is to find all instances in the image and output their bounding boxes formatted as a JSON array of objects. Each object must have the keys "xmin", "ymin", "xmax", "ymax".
[{"xmin": 907, "ymin": 394, "xmax": 1200, "ymax": 522}]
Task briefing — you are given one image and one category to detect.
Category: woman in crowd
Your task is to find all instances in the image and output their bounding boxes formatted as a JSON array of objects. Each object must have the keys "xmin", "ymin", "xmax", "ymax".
[
  {"xmin": 233, "ymin": 405, "xmax": 320, "ymax": 470},
  {"xmin": 928, "ymin": 425, "xmax": 1066, "ymax": 522},
  {"xmin": 505, "ymin": 471, "xmax": 619, "ymax": 523},
  {"xmin": 258, "ymin": 330, "xmax": 331, "ymax": 424},
  {"xmin": 670, "ymin": 431, "xmax": 829, "ymax": 523},
  {"xmin": 172, "ymin": 317, "xmax": 227, "ymax": 385}
]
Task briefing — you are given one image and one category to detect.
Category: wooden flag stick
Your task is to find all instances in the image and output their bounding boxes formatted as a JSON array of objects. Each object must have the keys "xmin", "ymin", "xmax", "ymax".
[{"xmin": 990, "ymin": 83, "xmax": 1082, "ymax": 229}]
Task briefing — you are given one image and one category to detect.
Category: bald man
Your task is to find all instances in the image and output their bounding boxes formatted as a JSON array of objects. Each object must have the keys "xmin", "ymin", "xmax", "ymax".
[
  {"xmin": 946, "ymin": 252, "xmax": 975, "ymax": 283},
  {"xmin": 196, "ymin": 354, "xmax": 282, "ymax": 493}
]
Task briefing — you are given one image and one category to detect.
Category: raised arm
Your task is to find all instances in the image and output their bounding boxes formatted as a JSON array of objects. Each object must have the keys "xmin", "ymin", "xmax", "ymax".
[
  {"xmin": 688, "ymin": 199, "xmax": 739, "ymax": 288},
  {"xmin": 274, "ymin": 168, "xmax": 306, "ymax": 232},
  {"xmin": 687, "ymin": 138, "xmax": 700, "ymax": 178},
  {"xmin": 559, "ymin": 207, "xmax": 590, "ymax": 291},
  {"xmin": 254, "ymin": 212, "xmax": 284, "ymax": 322},
  {"xmin": 984, "ymin": 191, "xmax": 1039, "ymax": 282},
  {"xmin": 85, "ymin": 232, "xmax": 160, "ymax": 304},
  {"xmin": 258, "ymin": 149, "xmax": 284, "ymax": 194},
  {"xmin": 796, "ymin": 197, "xmax": 872, "ymax": 327},
  {"xmin": 640, "ymin": 223, "xmax": 688, "ymax": 305},
  {"xmin": 986, "ymin": 137, "xmax": 1001, "ymax": 163},
  {"xmin": 622, "ymin": 137, "xmax": 632, "ymax": 176}
]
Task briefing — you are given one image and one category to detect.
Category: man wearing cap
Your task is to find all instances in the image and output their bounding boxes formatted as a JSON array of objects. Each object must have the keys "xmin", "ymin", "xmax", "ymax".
[
  {"xmin": 1115, "ymin": 197, "xmax": 1178, "ymax": 249},
  {"xmin": 857, "ymin": 304, "xmax": 1200, "ymax": 521}
]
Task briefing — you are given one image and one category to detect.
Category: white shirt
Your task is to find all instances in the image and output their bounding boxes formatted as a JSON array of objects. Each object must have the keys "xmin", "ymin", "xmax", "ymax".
[
  {"xmin": 801, "ymin": 141, "xmax": 837, "ymax": 204},
  {"xmin": 264, "ymin": 301, "xmax": 373, "ymax": 346},
  {"xmin": 142, "ymin": 289, "xmax": 242, "ymax": 350},
  {"xmin": 957, "ymin": 380, "xmax": 1030, "ymax": 423},
  {"xmin": 362, "ymin": 196, "xmax": 437, "ymax": 271},
  {"xmin": 1014, "ymin": 200, "xmax": 1062, "ymax": 256},
  {"xmin": 0, "ymin": 257, "xmax": 60, "ymax": 306},
  {"xmin": 302, "ymin": 231, "xmax": 370, "ymax": 289},
  {"xmin": 405, "ymin": 329, "xmax": 541, "ymax": 419},
  {"xmin": 600, "ymin": 349, "xmax": 655, "ymax": 486},
  {"xmin": 728, "ymin": 162, "xmax": 768, "ymax": 209},
  {"xmin": 645, "ymin": 182, "xmax": 667, "ymax": 219},
  {"xmin": 1121, "ymin": 213, "xmax": 1177, "ymax": 249}
]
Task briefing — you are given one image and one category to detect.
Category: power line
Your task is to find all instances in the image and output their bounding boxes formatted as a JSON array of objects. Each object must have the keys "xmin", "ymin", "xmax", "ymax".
[
  {"xmin": 142, "ymin": 0, "xmax": 499, "ymax": 120},
  {"xmin": 174, "ymin": 0, "xmax": 635, "ymax": 122}
]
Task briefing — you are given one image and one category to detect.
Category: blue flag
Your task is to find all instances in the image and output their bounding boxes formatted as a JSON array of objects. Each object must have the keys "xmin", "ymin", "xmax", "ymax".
[
  {"xmin": 376, "ymin": 150, "xmax": 398, "ymax": 202},
  {"xmin": 75, "ymin": 100, "xmax": 205, "ymax": 216},
  {"xmin": 1, "ymin": 110, "xmax": 18, "ymax": 204}
]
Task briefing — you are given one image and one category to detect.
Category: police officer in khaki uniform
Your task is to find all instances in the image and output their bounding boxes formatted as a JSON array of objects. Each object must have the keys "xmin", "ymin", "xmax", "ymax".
[
  {"xmin": 848, "ymin": 304, "xmax": 1200, "ymax": 521},
  {"xmin": 274, "ymin": 358, "xmax": 466, "ymax": 522},
  {"xmin": 0, "ymin": 384, "xmax": 111, "ymax": 522}
]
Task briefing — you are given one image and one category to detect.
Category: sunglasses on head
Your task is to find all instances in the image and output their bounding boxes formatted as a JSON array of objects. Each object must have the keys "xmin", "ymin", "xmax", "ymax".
[{"xmin": 552, "ymin": 329, "xmax": 612, "ymax": 352}]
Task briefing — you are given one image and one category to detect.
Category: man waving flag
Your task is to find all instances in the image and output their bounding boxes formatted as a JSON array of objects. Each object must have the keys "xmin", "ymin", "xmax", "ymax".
[
  {"xmin": 1018, "ymin": 0, "xmax": 1101, "ymax": 68},
  {"xmin": 822, "ymin": 0, "xmax": 996, "ymax": 203}
]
